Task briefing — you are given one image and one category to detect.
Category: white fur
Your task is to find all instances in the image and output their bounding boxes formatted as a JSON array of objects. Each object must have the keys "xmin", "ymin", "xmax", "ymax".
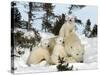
[
  {"xmin": 59, "ymin": 15, "xmax": 84, "ymax": 63},
  {"xmin": 47, "ymin": 36, "xmax": 57, "ymax": 55},
  {"xmin": 65, "ymin": 57, "xmax": 76, "ymax": 63},
  {"xmin": 51, "ymin": 36, "xmax": 66, "ymax": 64},
  {"xmin": 59, "ymin": 15, "xmax": 75, "ymax": 37},
  {"xmin": 27, "ymin": 39, "xmax": 50, "ymax": 65},
  {"xmin": 64, "ymin": 32, "xmax": 84, "ymax": 62}
]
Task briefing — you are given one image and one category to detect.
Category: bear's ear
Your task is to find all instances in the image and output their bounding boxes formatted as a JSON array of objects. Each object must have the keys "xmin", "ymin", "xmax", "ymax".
[
  {"xmin": 65, "ymin": 15, "xmax": 69, "ymax": 21},
  {"xmin": 55, "ymin": 37, "xmax": 57, "ymax": 42},
  {"xmin": 65, "ymin": 15, "xmax": 76, "ymax": 21},
  {"xmin": 38, "ymin": 43, "xmax": 41, "ymax": 47},
  {"xmin": 70, "ymin": 46, "xmax": 73, "ymax": 49},
  {"xmin": 38, "ymin": 39, "xmax": 43, "ymax": 47}
]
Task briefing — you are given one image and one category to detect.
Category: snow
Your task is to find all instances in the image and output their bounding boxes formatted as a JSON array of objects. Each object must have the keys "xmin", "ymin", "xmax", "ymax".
[
  {"xmin": 23, "ymin": 31, "xmax": 35, "ymax": 39},
  {"xmin": 15, "ymin": 64, "xmax": 57, "ymax": 73},
  {"xmin": 39, "ymin": 31, "xmax": 55, "ymax": 40},
  {"xmin": 76, "ymin": 33, "xmax": 98, "ymax": 63},
  {"xmin": 14, "ymin": 28, "xmax": 35, "ymax": 39},
  {"xmin": 84, "ymin": 38, "xmax": 98, "ymax": 63},
  {"xmin": 14, "ymin": 32, "xmax": 98, "ymax": 74},
  {"xmin": 14, "ymin": 28, "xmax": 27, "ymax": 33},
  {"xmin": 14, "ymin": 48, "xmax": 30, "ymax": 71}
]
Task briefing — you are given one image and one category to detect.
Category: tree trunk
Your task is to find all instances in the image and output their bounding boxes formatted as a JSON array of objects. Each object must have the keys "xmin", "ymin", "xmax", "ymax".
[{"xmin": 27, "ymin": 2, "xmax": 32, "ymax": 30}]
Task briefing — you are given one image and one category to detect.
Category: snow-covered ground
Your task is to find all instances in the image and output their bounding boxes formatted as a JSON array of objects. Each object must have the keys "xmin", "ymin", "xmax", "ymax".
[
  {"xmin": 39, "ymin": 31, "xmax": 55, "ymax": 40},
  {"xmin": 14, "ymin": 32, "xmax": 98, "ymax": 74}
]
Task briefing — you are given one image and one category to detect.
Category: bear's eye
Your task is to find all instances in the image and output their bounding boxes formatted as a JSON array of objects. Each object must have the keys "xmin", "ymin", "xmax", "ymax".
[
  {"xmin": 70, "ymin": 46, "xmax": 72, "ymax": 49},
  {"xmin": 76, "ymin": 54, "xmax": 79, "ymax": 56}
]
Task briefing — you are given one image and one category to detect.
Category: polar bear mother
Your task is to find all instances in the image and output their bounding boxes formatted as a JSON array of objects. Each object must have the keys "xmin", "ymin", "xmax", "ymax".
[{"xmin": 59, "ymin": 15, "xmax": 84, "ymax": 63}]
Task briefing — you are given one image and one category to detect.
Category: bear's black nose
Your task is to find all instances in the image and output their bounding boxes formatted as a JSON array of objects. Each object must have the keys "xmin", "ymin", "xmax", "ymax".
[
  {"xmin": 48, "ymin": 45, "xmax": 50, "ymax": 47},
  {"xmin": 80, "ymin": 61, "xmax": 83, "ymax": 63},
  {"xmin": 63, "ymin": 41, "xmax": 64, "ymax": 44},
  {"xmin": 69, "ymin": 19, "xmax": 72, "ymax": 22}
]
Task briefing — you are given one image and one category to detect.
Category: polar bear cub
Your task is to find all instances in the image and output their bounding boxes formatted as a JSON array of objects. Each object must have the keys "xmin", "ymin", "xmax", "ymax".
[
  {"xmin": 27, "ymin": 39, "xmax": 50, "ymax": 65},
  {"xmin": 51, "ymin": 36, "xmax": 66, "ymax": 65},
  {"xmin": 48, "ymin": 36, "xmax": 57, "ymax": 55}
]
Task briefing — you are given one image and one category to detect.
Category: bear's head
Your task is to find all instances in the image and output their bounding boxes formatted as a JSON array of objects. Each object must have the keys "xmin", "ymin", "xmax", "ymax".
[
  {"xmin": 65, "ymin": 15, "xmax": 76, "ymax": 23},
  {"xmin": 64, "ymin": 15, "xmax": 76, "ymax": 33},
  {"xmin": 55, "ymin": 36, "xmax": 64, "ymax": 45},
  {"xmin": 71, "ymin": 49, "xmax": 84, "ymax": 62},
  {"xmin": 40, "ymin": 39, "xmax": 50, "ymax": 48},
  {"xmin": 66, "ymin": 44, "xmax": 84, "ymax": 62}
]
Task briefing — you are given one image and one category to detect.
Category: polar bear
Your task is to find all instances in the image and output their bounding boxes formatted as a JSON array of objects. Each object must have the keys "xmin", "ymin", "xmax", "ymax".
[
  {"xmin": 27, "ymin": 39, "xmax": 50, "ymax": 65},
  {"xmin": 47, "ymin": 36, "xmax": 57, "ymax": 55},
  {"xmin": 59, "ymin": 15, "xmax": 84, "ymax": 63},
  {"xmin": 51, "ymin": 36, "xmax": 67, "ymax": 65},
  {"xmin": 64, "ymin": 32, "xmax": 84, "ymax": 62},
  {"xmin": 59, "ymin": 15, "xmax": 75, "ymax": 38}
]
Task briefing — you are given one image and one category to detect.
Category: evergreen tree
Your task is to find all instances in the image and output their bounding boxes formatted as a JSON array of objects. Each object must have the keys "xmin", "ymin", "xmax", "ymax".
[
  {"xmin": 11, "ymin": 2, "xmax": 21, "ymax": 28},
  {"xmin": 52, "ymin": 14, "xmax": 66, "ymax": 35},
  {"xmin": 23, "ymin": 2, "xmax": 44, "ymax": 30},
  {"xmin": 83, "ymin": 19, "xmax": 91, "ymax": 37},
  {"xmin": 14, "ymin": 28, "xmax": 41, "ymax": 49},
  {"xmin": 27, "ymin": 2, "xmax": 33, "ymax": 30},
  {"xmin": 42, "ymin": 3, "xmax": 55, "ymax": 32},
  {"xmin": 68, "ymin": 5, "xmax": 85, "ymax": 14},
  {"xmin": 89, "ymin": 24, "xmax": 97, "ymax": 37},
  {"xmin": 75, "ymin": 17, "xmax": 83, "ymax": 25},
  {"xmin": 12, "ymin": 2, "xmax": 41, "ymax": 48}
]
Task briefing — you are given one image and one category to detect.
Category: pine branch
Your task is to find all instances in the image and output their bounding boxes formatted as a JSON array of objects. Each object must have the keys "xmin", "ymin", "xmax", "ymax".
[{"xmin": 57, "ymin": 56, "xmax": 73, "ymax": 71}]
